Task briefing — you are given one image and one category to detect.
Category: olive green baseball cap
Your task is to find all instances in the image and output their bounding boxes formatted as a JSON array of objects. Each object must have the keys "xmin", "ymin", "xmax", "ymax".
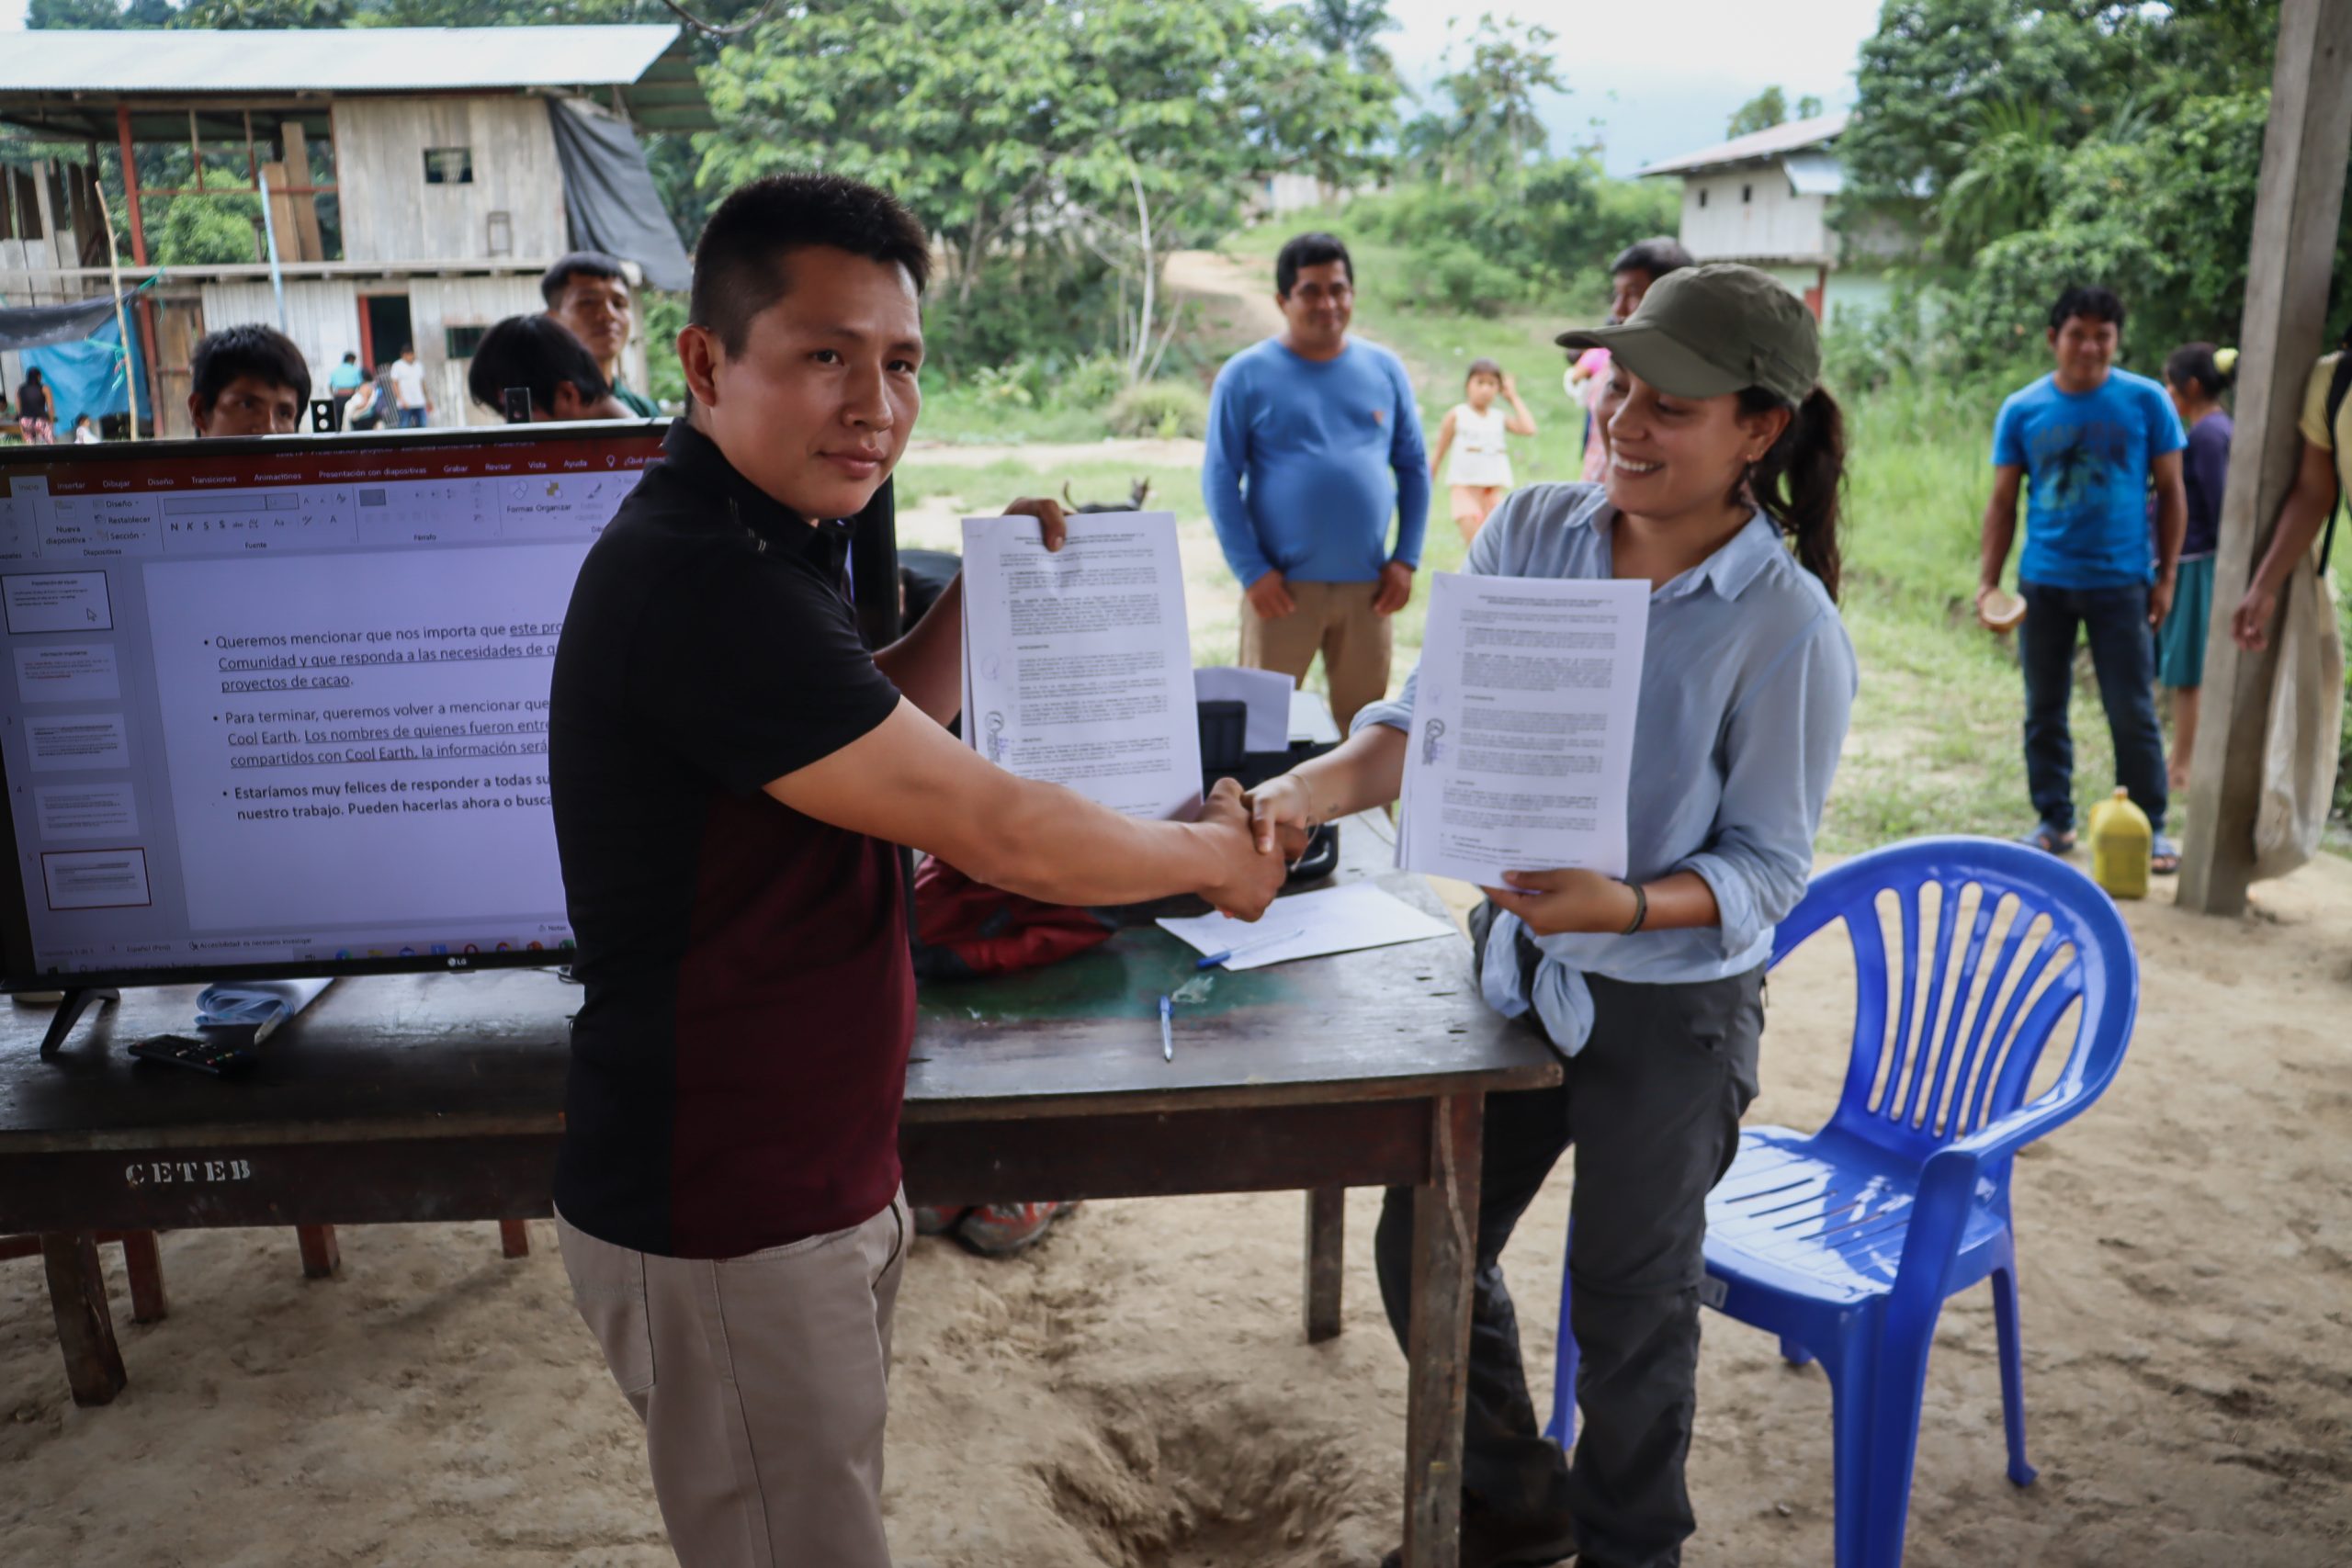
[{"xmin": 1555, "ymin": 263, "xmax": 1820, "ymax": 405}]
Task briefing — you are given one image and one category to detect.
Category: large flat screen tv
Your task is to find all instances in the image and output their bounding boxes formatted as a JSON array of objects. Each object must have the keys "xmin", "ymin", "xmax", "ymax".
[{"xmin": 0, "ymin": 420, "xmax": 679, "ymax": 1006}]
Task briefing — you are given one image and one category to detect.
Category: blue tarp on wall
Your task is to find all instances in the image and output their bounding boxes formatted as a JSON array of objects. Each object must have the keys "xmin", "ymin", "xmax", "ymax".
[{"xmin": 24, "ymin": 310, "xmax": 149, "ymax": 427}]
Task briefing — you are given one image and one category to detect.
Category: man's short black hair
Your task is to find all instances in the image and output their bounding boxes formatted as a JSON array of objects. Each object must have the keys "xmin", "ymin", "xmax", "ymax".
[
  {"xmin": 688, "ymin": 173, "xmax": 931, "ymax": 355},
  {"xmin": 541, "ymin": 250, "xmax": 629, "ymax": 307},
  {"xmin": 2049, "ymin": 285, "xmax": 2127, "ymax": 333},
  {"xmin": 190, "ymin": 323, "xmax": 311, "ymax": 412},
  {"xmin": 1610, "ymin": 237, "xmax": 1694, "ymax": 281},
  {"xmin": 1275, "ymin": 231, "xmax": 1352, "ymax": 298},
  {"xmin": 341, "ymin": 351, "xmax": 356, "ymax": 363},
  {"xmin": 467, "ymin": 314, "xmax": 613, "ymax": 417}
]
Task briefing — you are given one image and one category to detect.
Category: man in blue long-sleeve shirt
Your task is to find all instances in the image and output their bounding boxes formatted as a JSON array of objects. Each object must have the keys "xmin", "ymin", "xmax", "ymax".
[{"xmin": 1203, "ymin": 232, "xmax": 1430, "ymax": 734}]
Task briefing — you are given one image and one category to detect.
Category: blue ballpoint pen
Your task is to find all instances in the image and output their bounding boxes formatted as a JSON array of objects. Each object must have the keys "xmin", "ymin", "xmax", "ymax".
[
  {"xmin": 1159, "ymin": 994, "xmax": 1173, "ymax": 1062},
  {"xmin": 1193, "ymin": 926, "xmax": 1306, "ymax": 970}
]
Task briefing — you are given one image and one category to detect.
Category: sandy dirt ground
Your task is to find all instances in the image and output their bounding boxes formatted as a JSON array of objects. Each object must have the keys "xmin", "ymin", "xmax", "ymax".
[{"xmin": 3, "ymin": 849, "xmax": 2347, "ymax": 1568}]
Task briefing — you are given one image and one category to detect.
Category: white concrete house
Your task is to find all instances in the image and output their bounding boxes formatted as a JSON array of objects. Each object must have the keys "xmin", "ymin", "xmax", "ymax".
[{"xmin": 1637, "ymin": 112, "xmax": 1905, "ymax": 325}]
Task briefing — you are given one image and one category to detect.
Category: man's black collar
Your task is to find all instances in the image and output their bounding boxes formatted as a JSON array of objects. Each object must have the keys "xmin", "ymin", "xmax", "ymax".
[{"xmin": 659, "ymin": 420, "xmax": 857, "ymax": 546}]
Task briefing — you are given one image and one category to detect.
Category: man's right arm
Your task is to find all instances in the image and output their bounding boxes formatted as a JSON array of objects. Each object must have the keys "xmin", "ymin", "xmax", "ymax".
[
  {"xmin": 1978, "ymin": 464, "xmax": 2025, "ymax": 610},
  {"xmin": 1203, "ymin": 366, "xmax": 1276, "ymax": 590},
  {"xmin": 767, "ymin": 698, "xmax": 1284, "ymax": 918}
]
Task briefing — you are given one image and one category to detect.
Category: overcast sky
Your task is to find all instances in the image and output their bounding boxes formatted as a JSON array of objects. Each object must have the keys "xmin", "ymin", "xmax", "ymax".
[
  {"xmin": 1384, "ymin": 0, "xmax": 1885, "ymax": 174},
  {"xmin": 0, "ymin": 0, "xmax": 1885, "ymax": 176}
]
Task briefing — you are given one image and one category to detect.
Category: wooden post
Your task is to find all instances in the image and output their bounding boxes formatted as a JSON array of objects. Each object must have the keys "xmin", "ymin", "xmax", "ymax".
[
  {"xmin": 1403, "ymin": 1093, "xmax": 1484, "ymax": 1568},
  {"xmin": 498, "ymin": 1219, "xmax": 531, "ymax": 1258},
  {"xmin": 29, "ymin": 159, "xmax": 58, "ymax": 306},
  {"xmin": 282, "ymin": 121, "xmax": 326, "ymax": 264},
  {"xmin": 119, "ymin": 1230, "xmax": 167, "ymax": 1323},
  {"xmin": 295, "ymin": 1223, "xmax": 340, "ymax": 1279},
  {"xmin": 115, "ymin": 105, "xmax": 146, "ymax": 267},
  {"xmin": 40, "ymin": 1233, "xmax": 126, "ymax": 1406},
  {"xmin": 1303, "ymin": 1185, "xmax": 1344, "ymax": 1342},
  {"xmin": 2179, "ymin": 0, "xmax": 2352, "ymax": 914}
]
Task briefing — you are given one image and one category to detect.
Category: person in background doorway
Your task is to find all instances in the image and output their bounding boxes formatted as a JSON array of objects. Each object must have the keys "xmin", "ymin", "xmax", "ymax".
[
  {"xmin": 327, "ymin": 350, "xmax": 365, "ymax": 397},
  {"xmin": 1430, "ymin": 357, "xmax": 1536, "ymax": 544},
  {"xmin": 188, "ymin": 324, "xmax": 310, "ymax": 438},
  {"xmin": 1978, "ymin": 285, "xmax": 2187, "ymax": 872},
  {"xmin": 543, "ymin": 251, "xmax": 660, "ymax": 417},
  {"xmin": 2155, "ymin": 343, "xmax": 2234, "ymax": 790},
  {"xmin": 388, "ymin": 345, "xmax": 431, "ymax": 428},
  {"xmin": 467, "ymin": 315, "xmax": 630, "ymax": 423},
  {"xmin": 1203, "ymin": 231, "xmax": 1429, "ymax": 736},
  {"xmin": 17, "ymin": 367, "xmax": 53, "ymax": 444},
  {"xmin": 70, "ymin": 413, "xmax": 98, "ymax": 445},
  {"xmin": 344, "ymin": 367, "xmax": 381, "ymax": 431}
]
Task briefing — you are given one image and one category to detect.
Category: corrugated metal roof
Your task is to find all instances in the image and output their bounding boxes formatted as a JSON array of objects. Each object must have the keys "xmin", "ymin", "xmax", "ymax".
[
  {"xmin": 1636, "ymin": 112, "xmax": 1849, "ymax": 179},
  {"xmin": 0, "ymin": 25, "xmax": 685, "ymax": 94}
]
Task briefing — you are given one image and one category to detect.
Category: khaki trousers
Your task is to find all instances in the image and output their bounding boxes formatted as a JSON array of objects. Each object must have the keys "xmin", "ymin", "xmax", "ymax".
[
  {"xmin": 557, "ymin": 1192, "xmax": 910, "ymax": 1568},
  {"xmin": 1238, "ymin": 579, "xmax": 1394, "ymax": 738}
]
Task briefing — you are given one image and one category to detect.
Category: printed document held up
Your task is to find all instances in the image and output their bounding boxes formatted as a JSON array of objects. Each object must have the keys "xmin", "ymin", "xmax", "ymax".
[
  {"xmin": 961, "ymin": 511, "xmax": 1202, "ymax": 820},
  {"xmin": 1397, "ymin": 572, "xmax": 1648, "ymax": 885}
]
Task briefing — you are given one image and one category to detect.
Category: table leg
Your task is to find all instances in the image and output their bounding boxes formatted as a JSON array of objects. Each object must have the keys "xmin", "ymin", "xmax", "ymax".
[
  {"xmin": 119, "ymin": 1230, "xmax": 168, "ymax": 1323},
  {"xmin": 40, "ymin": 1232, "xmax": 125, "ymax": 1406},
  {"xmin": 1402, "ymin": 1093, "xmax": 1483, "ymax": 1568},
  {"xmin": 498, "ymin": 1220, "xmax": 531, "ymax": 1259},
  {"xmin": 1304, "ymin": 1186, "xmax": 1345, "ymax": 1343},
  {"xmin": 296, "ymin": 1224, "xmax": 340, "ymax": 1279}
]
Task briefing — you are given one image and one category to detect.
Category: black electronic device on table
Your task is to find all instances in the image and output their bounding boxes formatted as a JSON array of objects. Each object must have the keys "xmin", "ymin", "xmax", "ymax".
[
  {"xmin": 0, "ymin": 419, "xmax": 902, "ymax": 1061},
  {"xmin": 127, "ymin": 1030, "xmax": 258, "ymax": 1076}
]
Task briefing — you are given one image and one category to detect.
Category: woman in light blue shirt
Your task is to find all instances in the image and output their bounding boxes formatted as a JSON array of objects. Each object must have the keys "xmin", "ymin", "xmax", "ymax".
[{"xmin": 1249, "ymin": 265, "xmax": 1856, "ymax": 1568}]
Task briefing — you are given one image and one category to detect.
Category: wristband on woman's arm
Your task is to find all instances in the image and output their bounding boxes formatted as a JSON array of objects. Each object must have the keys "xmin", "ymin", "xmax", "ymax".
[{"xmin": 1621, "ymin": 878, "xmax": 1647, "ymax": 935}]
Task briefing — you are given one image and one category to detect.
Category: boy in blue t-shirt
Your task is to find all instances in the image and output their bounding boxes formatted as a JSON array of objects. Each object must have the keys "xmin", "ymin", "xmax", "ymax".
[{"xmin": 1977, "ymin": 285, "xmax": 2188, "ymax": 868}]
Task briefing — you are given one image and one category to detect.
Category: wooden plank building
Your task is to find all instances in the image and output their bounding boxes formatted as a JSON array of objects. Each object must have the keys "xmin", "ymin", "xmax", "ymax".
[{"xmin": 0, "ymin": 26, "xmax": 708, "ymax": 434}]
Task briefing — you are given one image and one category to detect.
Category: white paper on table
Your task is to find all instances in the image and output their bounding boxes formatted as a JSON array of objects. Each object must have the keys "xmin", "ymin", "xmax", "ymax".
[
  {"xmin": 961, "ymin": 510, "xmax": 1203, "ymax": 819},
  {"xmin": 1193, "ymin": 666, "xmax": 1294, "ymax": 753},
  {"xmin": 1288, "ymin": 686, "xmax": 1343, "ymax": 745},
  {"xmin": 1397, "ymin": 571, "xmax": 1649, "ymax": 886},
  {"xmin": 1157, "ymin": 881, "xmax": 1455, "ymax": 970}
]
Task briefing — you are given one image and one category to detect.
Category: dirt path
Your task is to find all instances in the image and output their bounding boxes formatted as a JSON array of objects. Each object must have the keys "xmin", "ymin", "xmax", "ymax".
[{"xmin": 1164, "ymin": 247, "xmax": 1283, "ymax": 338}]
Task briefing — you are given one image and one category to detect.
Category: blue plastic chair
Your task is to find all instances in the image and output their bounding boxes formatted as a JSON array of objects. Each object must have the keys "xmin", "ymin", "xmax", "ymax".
[{"xmin": 1544, "ymin": 836, "xmax": 2138, "ymax": 1567}]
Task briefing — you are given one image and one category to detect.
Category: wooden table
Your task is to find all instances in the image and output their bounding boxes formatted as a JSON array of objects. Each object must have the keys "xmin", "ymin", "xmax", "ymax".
[{"xmin": 0, "ymin": 829, "xmax": 1557, "ymax": 1568}]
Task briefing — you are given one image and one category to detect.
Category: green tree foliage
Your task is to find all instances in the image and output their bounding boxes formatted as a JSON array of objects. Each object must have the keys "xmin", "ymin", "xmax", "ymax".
[
  {"xmin": 175, "ymin": 0, "xmax": 348, "ymax": 25},
  {"xmin": 151, "ymin": 193, "xmax": 263, "ymax": 265},
  {"xmin": 28, "ymin": 0, "xmax": 164, "ymax": 26},
  {"xmin": 1725, "ymin": 85, "xmax": 1788, "ymax": 139},
  {"xmin": 1351, "ymin": 158, "xmax": 1676, "ymax": 312},
  {"xmin": 1301, "ymin": 0, "xmax": 1396, "ymax": 73},
  {"xmin": 697, "ymin": 0, "xmax": 1396, "ymax": 374},
  {"xmin": 1847, "ymin": 0, "xmax": 2332, "ymax": 371},
  {"xmin": 1399, "ymin": 14, "xmax": 1566, "ymax": 187}
]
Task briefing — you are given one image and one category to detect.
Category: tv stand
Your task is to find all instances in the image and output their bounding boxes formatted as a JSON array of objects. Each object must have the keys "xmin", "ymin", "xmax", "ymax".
[{"xmin": 38, "ymin": 988, "xmax": 119, "ymax": 1059}]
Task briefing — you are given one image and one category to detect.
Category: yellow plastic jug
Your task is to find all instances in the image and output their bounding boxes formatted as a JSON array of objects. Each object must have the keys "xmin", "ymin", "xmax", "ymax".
[{"xmin": 2086, "ymin": 788, "xmax": 2151, "ymax": 900}]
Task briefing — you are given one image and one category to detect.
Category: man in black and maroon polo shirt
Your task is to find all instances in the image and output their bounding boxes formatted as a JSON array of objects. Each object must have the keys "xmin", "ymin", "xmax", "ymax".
[{"xmin": 547, "ymin": 173, "xmax": 1283, "ymax": 1567}]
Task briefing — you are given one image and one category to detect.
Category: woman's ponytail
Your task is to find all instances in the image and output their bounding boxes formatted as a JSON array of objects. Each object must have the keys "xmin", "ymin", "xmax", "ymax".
[{"xmin": 1738, "ymin": 385, "xmax": 1846, "ymax": 602}]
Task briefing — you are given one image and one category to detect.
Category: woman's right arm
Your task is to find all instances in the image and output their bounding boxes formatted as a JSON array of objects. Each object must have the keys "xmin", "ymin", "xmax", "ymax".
[{"xmin": 1248, "ymin": 722, "xmax": 1408, "ymax": 855}]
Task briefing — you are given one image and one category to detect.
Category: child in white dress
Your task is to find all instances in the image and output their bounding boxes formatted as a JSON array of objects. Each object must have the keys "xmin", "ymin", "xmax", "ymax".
[{"xmin": 1430, "ymin": 357, "xmax": 1537, "ymax": 543}]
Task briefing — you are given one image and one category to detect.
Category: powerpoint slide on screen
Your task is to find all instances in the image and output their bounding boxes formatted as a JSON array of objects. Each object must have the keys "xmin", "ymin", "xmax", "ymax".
[
  {"xmin": 0, "ymin": 439, "xmax": 657, "ymax": 972},
  {"xmin": 141, "ymin": 542, "xmax": 590, "ymax": 932}
]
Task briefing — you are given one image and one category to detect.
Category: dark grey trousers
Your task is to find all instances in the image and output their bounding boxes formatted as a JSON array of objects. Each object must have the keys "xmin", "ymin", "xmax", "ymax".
[{"xmin": 1374, "ymin": 903, "xmax": 1763, "ymax": 1568}]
